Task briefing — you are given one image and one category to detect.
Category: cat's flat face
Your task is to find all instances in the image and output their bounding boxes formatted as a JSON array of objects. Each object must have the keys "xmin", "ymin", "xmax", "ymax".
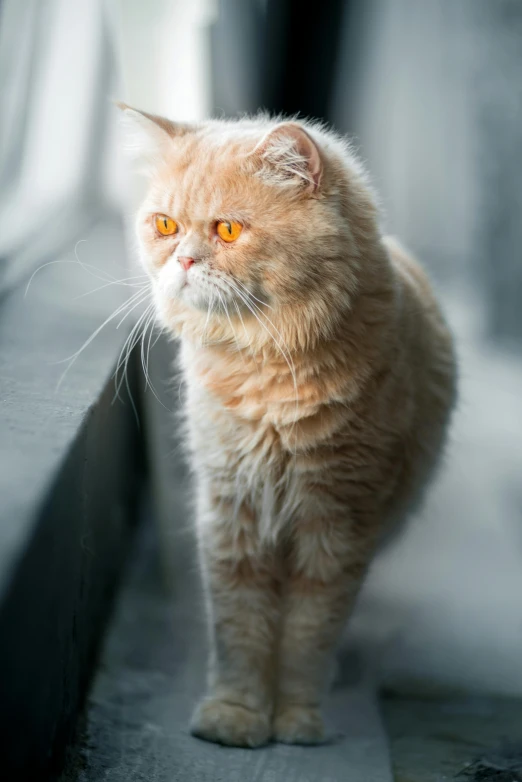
[
  {"xmin": 121, "ymin": 107, "xmax": 376, "ymax": 347},
  {"xmin": 138, "ymin": 134, "xmax": 311, "ymax": 315},
  {"xmin": 137, "ymin": 128, "xmax": 337, "ymax": 327}
]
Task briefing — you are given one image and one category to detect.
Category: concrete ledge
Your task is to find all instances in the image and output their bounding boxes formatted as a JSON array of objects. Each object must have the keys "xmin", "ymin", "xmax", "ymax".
[{"xmin": 0, "ymin": 215, "xmax": 146, "ymax": 779}]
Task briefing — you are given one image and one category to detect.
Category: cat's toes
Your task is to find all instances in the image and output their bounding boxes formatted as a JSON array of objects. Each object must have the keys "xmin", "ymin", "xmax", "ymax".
[
  {"xmin": 190, "ymin": 698, "xmax": 270, "ymax": 748},
  {"xmin": 273, "ymin": 705, "xmax": 326, "ymax": 745}
]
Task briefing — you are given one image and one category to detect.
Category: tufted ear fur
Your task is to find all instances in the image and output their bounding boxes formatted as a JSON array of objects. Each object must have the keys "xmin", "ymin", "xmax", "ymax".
[
  {"xmin": 116, "ymin": 102, "xmax": 193, "ymax": 171},
  {"xmin": 253, "ymin": 122, "xmax": 323, "ymax": 193}
]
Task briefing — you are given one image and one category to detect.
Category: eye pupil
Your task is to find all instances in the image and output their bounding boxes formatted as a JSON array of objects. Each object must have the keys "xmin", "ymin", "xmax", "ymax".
[
  {"xmin": 155, "ymin": 214, "xmax": 178, "ymax": 236},
  {"xmin": 216, "ymin": 220, "xmax": 242, "ymax": 242}
]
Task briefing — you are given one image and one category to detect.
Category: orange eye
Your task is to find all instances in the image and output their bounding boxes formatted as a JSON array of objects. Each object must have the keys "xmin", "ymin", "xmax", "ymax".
[
  {"xmin": 154, "ymin": 214, "xmax": 178, "ymax": 236},
  {"xmin": 217, "ymin": 220, "xmax": 242, "ymax": 243}
]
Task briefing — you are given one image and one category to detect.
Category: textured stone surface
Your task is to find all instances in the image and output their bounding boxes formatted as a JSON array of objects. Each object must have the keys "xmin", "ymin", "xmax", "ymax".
[
  {"xmin": 0, "ymin": 216, "xmax": 145, "ymax": 779},
  {"xmin": 382, "ymin": 690, "xmax": 522, "ymax": 782}
]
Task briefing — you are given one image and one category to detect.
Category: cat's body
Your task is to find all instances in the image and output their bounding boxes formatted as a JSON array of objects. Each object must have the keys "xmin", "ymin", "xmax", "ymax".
[{"xmin": 120, "ymin": 106, "xmax": 456, "ymax": 747}]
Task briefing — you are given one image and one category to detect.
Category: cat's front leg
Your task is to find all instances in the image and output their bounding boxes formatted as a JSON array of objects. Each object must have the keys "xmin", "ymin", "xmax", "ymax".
[
  {"xmin": 274, "ymin": 515, "xmax": 371, "ymax": 745},
  {"xmin": 190, "ymin": 496, "xmax": 280, "ymax": 748}
]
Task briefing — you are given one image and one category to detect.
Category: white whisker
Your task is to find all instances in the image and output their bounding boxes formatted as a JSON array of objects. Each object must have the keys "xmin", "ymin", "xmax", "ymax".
[
  {"xmin": 115, "ymin": 288, "xmax": 150, "ymax": 329},
  {"xmin": 217, "ymin": 291, "xmax": 240, "ymax": 352},
  {"xmin": 73, "ymin": 275, "xmax": 149, "ymax": 300},
  {"xmin": 144, "ymin": 310, "xmax": 158, "ymax": 385},
  {"xmin": 202, "ymin": 287, "xmax": 215, "ymax": 344},
  {"xmin": 231, "ymin": 297, "xmax": 262, "ymax": 377},
  {"xmin": 124, "ymin": 357, "xmax": 141, "ymax": 429},
  {"xmin": 233, "ymin": 278, "xmax": 273, "ymax": 310},
  {"xmin": 115, "ymin": 302, "xmax": 172, "ymax": 413},
  {"xmin": 55, "ymin": 288, "xmax": 151, "ymax": 390},
  {"xmin": 113, "ymin": 301, "xmax": 154, "ymax": 401},
  {"xmin": 226, "ymin": 279, "xmax": 300, "ymax": 456},
  {"xmin": 24, "ymin": 257, "xmax": 122, "ymax": 299}
]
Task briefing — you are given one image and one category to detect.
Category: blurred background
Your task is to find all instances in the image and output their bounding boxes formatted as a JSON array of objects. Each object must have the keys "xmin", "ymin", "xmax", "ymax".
[{"xmin": 1, "ymin": 0, "xmax": 522, "ymax": 713}]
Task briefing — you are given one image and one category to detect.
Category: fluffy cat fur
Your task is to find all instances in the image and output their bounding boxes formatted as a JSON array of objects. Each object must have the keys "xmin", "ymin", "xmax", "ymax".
[{"xmin": 119, "ymin": 104, "xmax": 457, "ymax": 747}]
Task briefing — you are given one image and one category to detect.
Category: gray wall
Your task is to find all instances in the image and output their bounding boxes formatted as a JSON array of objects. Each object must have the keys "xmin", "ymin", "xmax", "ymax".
[{"xmin": 331, "ymin": 0, "xmax": 522, "ymax": 695}]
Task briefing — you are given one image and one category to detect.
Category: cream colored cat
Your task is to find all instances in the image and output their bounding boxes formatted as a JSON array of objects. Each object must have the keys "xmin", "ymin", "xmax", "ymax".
[{"xmin": 119, "ymin": 104, "xmax": 456, "ymax": 748}]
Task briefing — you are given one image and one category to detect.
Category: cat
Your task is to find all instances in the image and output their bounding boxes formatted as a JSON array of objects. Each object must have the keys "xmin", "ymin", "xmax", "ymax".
[{"xmin": 119, "ymin": 103, "xmax": 457, "ymax": 748}]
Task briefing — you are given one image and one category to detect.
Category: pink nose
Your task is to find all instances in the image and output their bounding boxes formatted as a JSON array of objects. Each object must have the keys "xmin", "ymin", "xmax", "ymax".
[{"xmin": 178, "ymin": 256, "xmax": 195, "ymax": 271}]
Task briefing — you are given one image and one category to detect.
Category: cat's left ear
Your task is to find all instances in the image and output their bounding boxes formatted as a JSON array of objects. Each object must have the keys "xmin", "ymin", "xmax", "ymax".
[
  {"xmin": 116, "ymin": 102, "xmax": 193, "ymax": 169},
  {"xmin": 254, "ymin": 122, "xmax": 323, "ymax": 193}
]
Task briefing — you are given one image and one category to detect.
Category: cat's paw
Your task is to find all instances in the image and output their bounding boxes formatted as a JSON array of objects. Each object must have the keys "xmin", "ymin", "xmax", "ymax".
[
  {"xmin": 190, "ymin": 698, "xmax": 270, "ymax": 748},
  {"xmin": 273, "ymin": 704, "xmax": 326, "ymax": 745}
]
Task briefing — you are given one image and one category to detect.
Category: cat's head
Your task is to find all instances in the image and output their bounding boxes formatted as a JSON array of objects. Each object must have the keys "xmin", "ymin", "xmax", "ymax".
[{"xmin": 119, "ymin": 105, "xmax": 381, "ymax": 351}]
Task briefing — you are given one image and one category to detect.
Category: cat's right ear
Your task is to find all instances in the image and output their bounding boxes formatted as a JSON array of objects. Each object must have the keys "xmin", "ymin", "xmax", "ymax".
[{"xmin": 116, "ymin": 102, "xmax": 192, "ymax": 171}]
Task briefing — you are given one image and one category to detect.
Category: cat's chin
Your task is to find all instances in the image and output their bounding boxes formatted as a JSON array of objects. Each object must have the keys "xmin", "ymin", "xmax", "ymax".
[{"xmin": 180, "ymin": 284, "xmax": 216, "ymax": 313}]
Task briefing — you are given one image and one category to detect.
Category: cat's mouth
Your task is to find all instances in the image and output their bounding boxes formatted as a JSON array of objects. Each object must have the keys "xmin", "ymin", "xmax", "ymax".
[
  {"xmin": 171, "ymin": 266, "xmax": 259, "ymax": 318},
  {"xmin": 177, "ymin": 271, "xmax": 230, "ymax": 313}
]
